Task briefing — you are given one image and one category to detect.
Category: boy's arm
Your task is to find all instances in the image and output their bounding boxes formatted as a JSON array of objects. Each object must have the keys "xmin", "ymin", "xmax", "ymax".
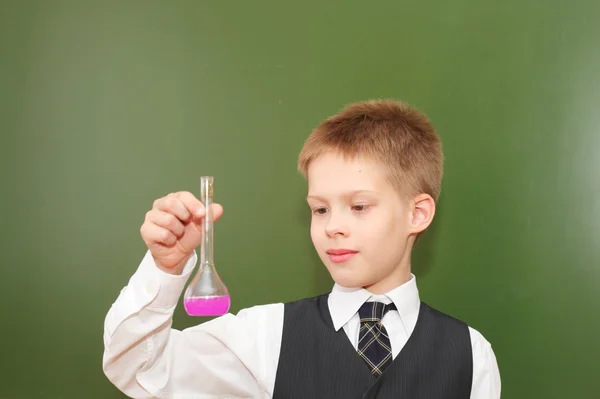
[
  {"xmin": 102, "ymin": 250, "xmax": 282, "ymax": 398},
  {"xmin": 469, "ymin": 328, "xmax": 502, "ymax": 399}
]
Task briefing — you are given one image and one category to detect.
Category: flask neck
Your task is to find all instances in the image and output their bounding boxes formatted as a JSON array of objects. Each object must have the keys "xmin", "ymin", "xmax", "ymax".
[
  {"xmin": 201, "ymin": 204, "xmax": 214, "ymax": 266},
  {"xmin": 200, "ymin": 176, "xmax": 214, "ymax": 266}
]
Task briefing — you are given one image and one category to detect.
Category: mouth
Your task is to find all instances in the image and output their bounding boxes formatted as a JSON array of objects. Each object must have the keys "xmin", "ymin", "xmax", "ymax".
[{"xmin": 326, "ymin": 249, "xmax": 358, "ymax": 263}]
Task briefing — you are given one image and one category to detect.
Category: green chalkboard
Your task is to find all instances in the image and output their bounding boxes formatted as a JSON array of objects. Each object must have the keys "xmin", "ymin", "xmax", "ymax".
[{"xmin": 1, "ymin": 1, "xmax": 599, "ymax": 398}]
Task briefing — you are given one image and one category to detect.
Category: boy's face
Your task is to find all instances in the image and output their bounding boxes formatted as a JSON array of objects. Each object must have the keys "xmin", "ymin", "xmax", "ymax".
[{"xmin": 306, "ymin": 152, "xmax": 433, "ymax": 294}]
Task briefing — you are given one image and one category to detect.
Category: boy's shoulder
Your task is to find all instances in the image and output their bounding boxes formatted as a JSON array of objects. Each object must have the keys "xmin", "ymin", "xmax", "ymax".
[
  {"xmin": 421, "ymin": 302, "xmax": 467, "ymax": 325},
  {"xmin": 283, "ymin": 292, "xmax": 330, "ymax": 305},
  {"xmin": 422, "ymin": 302, "xmax": 494, "ymax": 351},
  {"xmin": 226, "ymin": 293, "xmax": 328, "ymax": 320}
]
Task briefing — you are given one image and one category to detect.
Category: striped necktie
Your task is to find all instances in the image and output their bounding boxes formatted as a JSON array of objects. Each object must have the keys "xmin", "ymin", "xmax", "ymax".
[{"xmin": 357, "ymin": 301, "xmax": 397, "ymax": 376}]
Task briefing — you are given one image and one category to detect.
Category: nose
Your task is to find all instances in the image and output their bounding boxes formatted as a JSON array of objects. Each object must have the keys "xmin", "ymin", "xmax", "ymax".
[{"xmin": 324, "ymin": 211, "xmax": 349, "ymax": 238}]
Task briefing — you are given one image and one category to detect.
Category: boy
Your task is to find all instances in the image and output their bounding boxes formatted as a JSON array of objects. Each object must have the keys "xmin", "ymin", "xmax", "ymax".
[{"xmin": 103, "ymin": 99, "xmax": 501, "ymax": 398}]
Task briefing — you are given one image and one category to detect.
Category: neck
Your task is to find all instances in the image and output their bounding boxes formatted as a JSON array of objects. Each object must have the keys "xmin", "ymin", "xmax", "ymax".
[{"xmin": 363, "ymin": 267, "xmax": 411, "ymax": 295}]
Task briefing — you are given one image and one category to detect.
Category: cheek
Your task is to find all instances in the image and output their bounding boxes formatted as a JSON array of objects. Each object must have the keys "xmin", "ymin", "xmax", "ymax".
[
  {"xmin": 310, "ymin": 220, "xmax": 321, "ymax": 247},
  {"xmin": 361, "ymin": 214, "xmax": 405, "ymax": 248},
  {"xmin": 364, "ymin": 213, "xmax": 397, "ymax": 237}
]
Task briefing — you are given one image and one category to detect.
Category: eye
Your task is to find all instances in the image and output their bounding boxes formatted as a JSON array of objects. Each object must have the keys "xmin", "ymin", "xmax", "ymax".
[
  {"xmin": 312, "ymin": 207, "xmax": 328, "ymax": 215},
  {"xmin": 352, "ymin": 204, "xmax": 370, "ymax": 212}
]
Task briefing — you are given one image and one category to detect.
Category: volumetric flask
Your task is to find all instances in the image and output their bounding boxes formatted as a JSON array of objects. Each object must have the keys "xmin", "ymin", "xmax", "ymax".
[{"xmin": 183, "ymin": 176, "xmax": 231, "ymax": 316}]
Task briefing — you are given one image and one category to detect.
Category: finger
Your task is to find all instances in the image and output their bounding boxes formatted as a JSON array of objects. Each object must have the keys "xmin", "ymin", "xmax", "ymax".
[
  {"xmin": 174, "ymin": 192, "xmax": 224, "ymax": 224},
  {"xmin": 141, "ymin": 222, "xmax": 177, "ymax": 246},
  {"xmin": 154, "ymin": 194, "xmax": 192, "ymax": 223},
  {"xmin": 189, "ymin": 203, "xmax": 224, "ymax": 224},
  {"xmin": 177, "ymin": 191, "xmax": 205, "ymax": 218},
  {"xmin": 146, "ymin": 210, "xmax": 185, "ymax": 237},
  {"xmin": 209, "ymin": 203, "xmax": 224, "ymax": 221}
]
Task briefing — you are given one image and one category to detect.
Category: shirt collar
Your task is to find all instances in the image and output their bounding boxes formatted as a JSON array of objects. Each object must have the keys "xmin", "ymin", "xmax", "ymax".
[{"xmin": 328, "ymin": 274, "xmax": 421, "ymax": 334}]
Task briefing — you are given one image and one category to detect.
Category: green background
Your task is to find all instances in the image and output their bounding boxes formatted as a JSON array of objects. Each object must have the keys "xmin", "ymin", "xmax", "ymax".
[{"xmin": 2, "ymin": 1, "xmax": 599, "ymax": 398}]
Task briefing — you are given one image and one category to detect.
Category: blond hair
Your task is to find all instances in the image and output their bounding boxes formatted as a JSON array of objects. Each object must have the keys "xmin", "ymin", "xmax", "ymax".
[{"xmin": 298, "ymin": 99, "xmax": 443, "ymax": 202}]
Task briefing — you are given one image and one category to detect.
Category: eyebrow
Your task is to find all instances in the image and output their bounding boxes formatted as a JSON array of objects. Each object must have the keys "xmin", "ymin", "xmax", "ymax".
[{"xmin": 306, "ymin": 190, "xmax": 378, "ymax": 201}]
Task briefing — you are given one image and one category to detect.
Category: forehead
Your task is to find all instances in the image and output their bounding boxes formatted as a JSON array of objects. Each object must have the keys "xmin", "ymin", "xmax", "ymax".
[{"xmin": 306, "ymin": 152, "xmax": 391, "ymax": 195}]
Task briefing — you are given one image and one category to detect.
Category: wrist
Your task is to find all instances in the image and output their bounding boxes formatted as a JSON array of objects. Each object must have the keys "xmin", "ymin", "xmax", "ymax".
[{"xmin": 154, "ymin": 254, "xmax": 193, "ymax": 276}]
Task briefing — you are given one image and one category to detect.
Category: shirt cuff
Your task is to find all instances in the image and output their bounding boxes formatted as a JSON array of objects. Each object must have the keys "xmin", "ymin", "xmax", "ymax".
[{"xmin": 131, "ymin": 250, "xmax": 197, "ymax": 309}]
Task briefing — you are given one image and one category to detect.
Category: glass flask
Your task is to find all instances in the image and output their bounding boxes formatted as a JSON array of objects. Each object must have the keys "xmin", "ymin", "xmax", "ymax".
[{"xmin": 183, "ymin": 176, "xmax": 230, "ymax": 316}]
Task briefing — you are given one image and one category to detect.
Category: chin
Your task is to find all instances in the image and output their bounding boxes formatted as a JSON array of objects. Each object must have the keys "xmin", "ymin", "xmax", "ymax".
[
  {"xmin": 328, "ymin": 269, "xmax": 370, "ymax": 289},
  {"xmin": 322, "ymin": 258, "xmax": 377, "ymax": 288}
]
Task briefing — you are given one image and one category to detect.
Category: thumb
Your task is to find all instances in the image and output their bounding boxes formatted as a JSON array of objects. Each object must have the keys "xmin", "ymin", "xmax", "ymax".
[
  {"xmin": 192, "ymin": 203, "xmax": 224, "ymax": 224},
  {"xmin": 211, "ymin": 203, "xmax": 224, "ymax": 221},
  {"xmin": 180, "ymin": 204, "xmax": 224, "ymax": 251}
]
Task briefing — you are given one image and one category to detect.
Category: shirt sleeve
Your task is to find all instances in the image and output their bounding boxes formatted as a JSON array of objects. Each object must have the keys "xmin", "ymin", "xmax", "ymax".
[
  {"xmin": 469, "ymin": 327, "xmax": 502, "ymax": 399},
  {"xmin": 102, "ymin": 250, "xmax": 283, "ymax": 399}
]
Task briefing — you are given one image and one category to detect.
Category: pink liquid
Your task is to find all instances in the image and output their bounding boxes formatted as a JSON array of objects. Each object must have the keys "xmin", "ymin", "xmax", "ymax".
[{"xmin": 184, "ymin": 295, "xmax": 231, "ymax": 316}]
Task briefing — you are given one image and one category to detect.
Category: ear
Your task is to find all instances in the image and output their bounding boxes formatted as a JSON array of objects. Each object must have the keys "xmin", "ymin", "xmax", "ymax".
[{"xmin": 409, "ymin": 193, "xmax": 436, "ymax": 234}]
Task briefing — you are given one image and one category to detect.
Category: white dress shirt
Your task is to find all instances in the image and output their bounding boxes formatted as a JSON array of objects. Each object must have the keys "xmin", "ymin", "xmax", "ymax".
[{"xmin": 103, "ymin": 250, "xmax": 501, "ymax": 399}]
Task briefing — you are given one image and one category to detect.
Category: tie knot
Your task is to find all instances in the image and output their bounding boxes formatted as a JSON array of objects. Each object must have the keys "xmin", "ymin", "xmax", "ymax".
[{"xmin": 358, "ymin": 301, "xmax": 396, "ymax": 323}]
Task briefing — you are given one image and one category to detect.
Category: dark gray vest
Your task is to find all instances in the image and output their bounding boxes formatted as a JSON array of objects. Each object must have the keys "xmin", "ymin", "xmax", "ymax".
[{"xmin": 272, "ymin": 294, "xmax": 473, "ymax": 399}]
